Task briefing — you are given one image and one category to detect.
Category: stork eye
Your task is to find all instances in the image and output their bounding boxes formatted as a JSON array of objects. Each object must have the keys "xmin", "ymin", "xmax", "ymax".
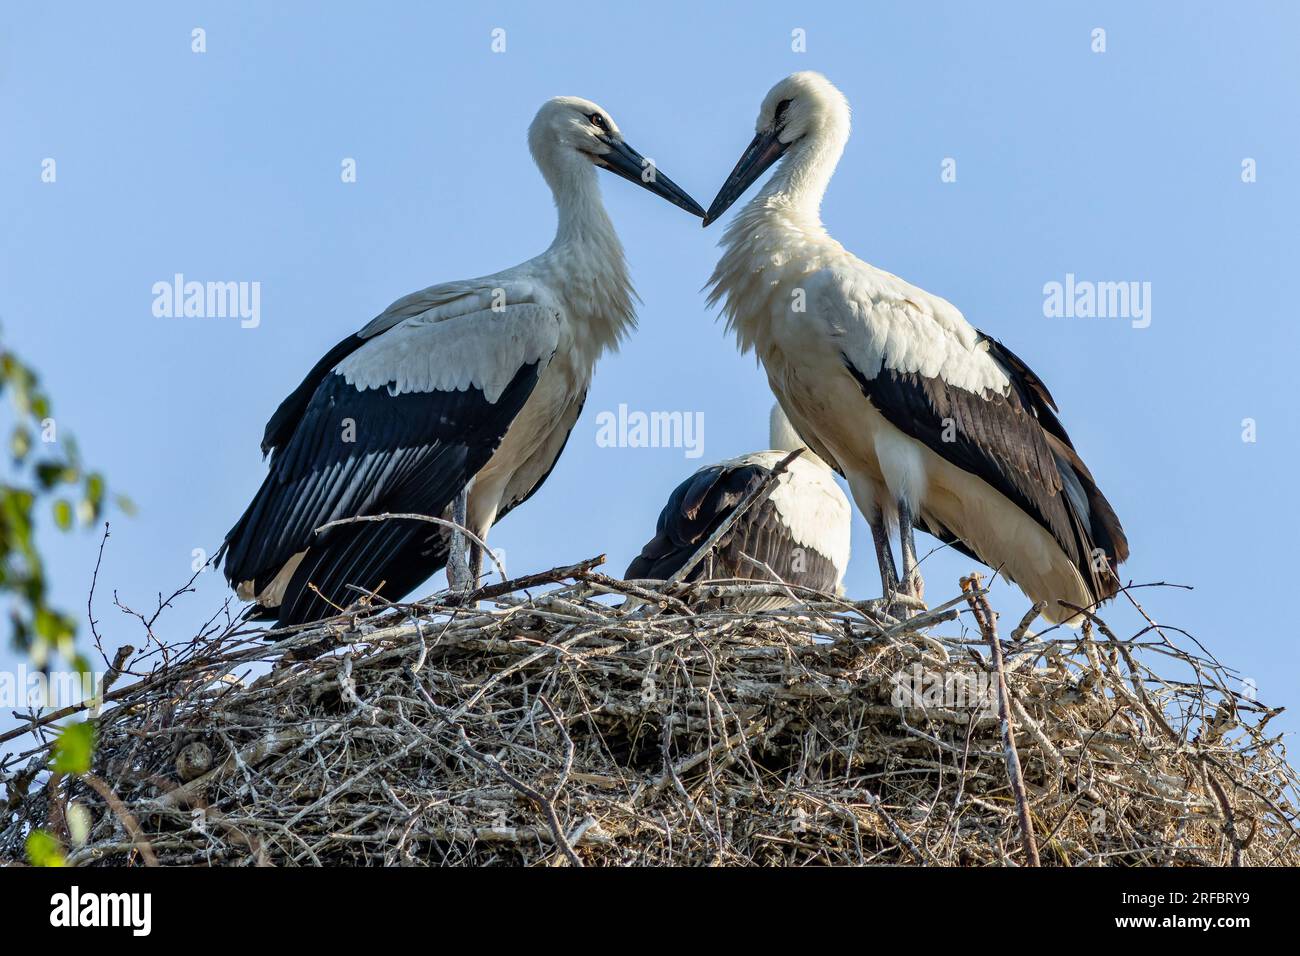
[
  {"xmin": 774, "ymin": 99, "xmax": 793, "ymax": 124},
  {"xmin": 589, "ymin": 113, "xmax": 606, "ymax": 129}
]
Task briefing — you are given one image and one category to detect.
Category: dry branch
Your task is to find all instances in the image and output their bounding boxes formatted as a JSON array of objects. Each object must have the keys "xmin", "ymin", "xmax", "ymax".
[{"xmin": 962, "ymin": 574, "xmax": 1040, "ymax": 867}]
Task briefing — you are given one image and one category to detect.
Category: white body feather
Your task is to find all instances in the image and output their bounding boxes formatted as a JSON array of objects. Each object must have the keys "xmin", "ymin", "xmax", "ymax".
[
  {"xmin": 707, "ymin": 73, "xmax": 1093, "ymax": 623},
  {"xmin": 333, "ymin": 113, "xmax": 638, "ymax": 545},
  {"xmin": 240, "ymin": 98, "xmax": 640, "ymax": 609}
]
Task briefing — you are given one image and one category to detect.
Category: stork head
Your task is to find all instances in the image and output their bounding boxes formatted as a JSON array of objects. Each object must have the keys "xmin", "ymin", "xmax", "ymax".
[
  {"xmin": 528, "ymin": 97, "xmax": 704, "ymax": 218},
  {"xmin": 703, "ymin": 72, "xmax": 851, "ymax": 227}
]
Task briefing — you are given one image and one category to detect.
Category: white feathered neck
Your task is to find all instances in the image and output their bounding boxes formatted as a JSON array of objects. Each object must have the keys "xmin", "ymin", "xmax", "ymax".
[
  {"xmin": 530, "ymin": 134, "xmax": 637, "ymax": 356},
  {"xmin": 705, "ymin": 85, "xmax": 851, "ymax": 358}
]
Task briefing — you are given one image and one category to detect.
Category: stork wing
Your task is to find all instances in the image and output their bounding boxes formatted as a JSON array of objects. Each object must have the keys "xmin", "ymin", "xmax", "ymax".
[
  {"xmin": 625, "ymin": 456, "xmax": 844, "ymax": 597},
  {"xmin": 819, "ymin": 268, "xmax": 1126, "ymax": 598},
  {"xmin": 221, "ymin": 302, "xmax": 561, "ymax": 623},
  {"xmin": 626, "ymin": 462, "xmax": 767, "ymax": 582},
  {"xmin": 260, "ymin": 280, "xmax": 541, "ymax": 456}
]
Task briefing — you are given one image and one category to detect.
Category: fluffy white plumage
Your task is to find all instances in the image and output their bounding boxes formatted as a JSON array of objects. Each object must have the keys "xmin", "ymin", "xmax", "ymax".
[
  {"xmin": 325, "ymin": 97, "xmax": 643, "ymax": 562},
  {"xmin": 706, "ymin": 72, "xmax": 1123, "ymax": 624},
  {"xmin": 224, "ymin": 96, "xmax": 707, "ymax": 624},
  {"xmin": 339, "ymin": 302, "xmax": 561, "ymax": 403}
]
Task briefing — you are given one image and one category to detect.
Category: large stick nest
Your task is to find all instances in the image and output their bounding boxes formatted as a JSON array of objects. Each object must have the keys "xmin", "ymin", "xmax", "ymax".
[{"xmin": 2, "ymin": 559, "xmax": 1297, "ymax": 866}]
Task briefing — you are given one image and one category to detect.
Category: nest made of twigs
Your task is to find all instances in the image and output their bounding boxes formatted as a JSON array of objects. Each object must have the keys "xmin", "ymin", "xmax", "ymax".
[{"xmin": 2, "ymin": 558, "xmax": 1296, "ymax": 866}]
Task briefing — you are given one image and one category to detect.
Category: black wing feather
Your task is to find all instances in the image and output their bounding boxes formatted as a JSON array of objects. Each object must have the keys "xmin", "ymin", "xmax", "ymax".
[
  {"xmin": 980, "ymin": 335, "xmax": 1128, "ymax": 574},
  {"xmin": 625, "ymin": 463, "xmax": 841, "ymax": 602},
  {"xmin": 261, "ymin": 333, "xmax": 367, "ymax": 457},
  {"xmin": 626, "ymin": 464, "xmax": 764, "ymax": 582},
  {"xmin": 845, "ymin": 338, "xmax": 1127, "ymax": 603},
  {"xmin": 221, "ymin": 362, "xmax": 542, "ymax": 625}
]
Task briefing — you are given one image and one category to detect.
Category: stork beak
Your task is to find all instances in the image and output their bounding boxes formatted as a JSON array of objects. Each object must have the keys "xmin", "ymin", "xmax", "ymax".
[
  {"xmin": 702, "ymin": 128, "xmax": 789, "ymax": 227},
  {"xmin": 595, "ymin": 136, "xmax": 705, "ymax": 218}
]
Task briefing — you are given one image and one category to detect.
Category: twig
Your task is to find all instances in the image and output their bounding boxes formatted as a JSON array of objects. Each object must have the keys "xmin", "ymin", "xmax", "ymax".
[
  {"xmin": 455, "ymin": 727, "xmax": 583, "ymax": 867},
  {"xmin": 315, "ymin": 512, "xmax": 508, "ymax": 583},
  {"xmin": 962, "ymin": 574, "xmax": 1041, "ymax": 867},
  {"xmin": 3, "ymin": 561, "xmax": 1295, "ymax": 869},
  {"xmin": 662, "ymin": 449, "xmax": 803, "ymax": 590},
  {"xmin": 80, "ymin": 772, "xmax": 158, "ymax": 867}
]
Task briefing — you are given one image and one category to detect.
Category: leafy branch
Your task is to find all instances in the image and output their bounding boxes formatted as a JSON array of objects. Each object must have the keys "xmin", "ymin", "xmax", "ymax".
[{"xmin": 0, "ymin": 333, "xmax": 132, "ymax": 668}]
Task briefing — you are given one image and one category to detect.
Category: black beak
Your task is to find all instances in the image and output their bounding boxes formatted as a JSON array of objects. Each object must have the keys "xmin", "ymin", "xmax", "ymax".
[
  {"xmin": 702, "ymin": 128, "xmax": 789, "ymax": 227},
  {"xmin": 595, "ymin": 136, "xmax": 705, "ymax": 218}
]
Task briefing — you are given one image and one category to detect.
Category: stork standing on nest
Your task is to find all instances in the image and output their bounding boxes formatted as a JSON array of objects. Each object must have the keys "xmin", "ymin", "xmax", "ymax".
[
  {"xmin": 701, "ymin": 72, "xmax": 1127, "ymax": 624},
  {"xmin": 219, "ymin": 97, "xmax": 704, "ymax": 626},
  {"xmin": 625, "ymin": 403, "xmax": 850, "ymax": 611}
]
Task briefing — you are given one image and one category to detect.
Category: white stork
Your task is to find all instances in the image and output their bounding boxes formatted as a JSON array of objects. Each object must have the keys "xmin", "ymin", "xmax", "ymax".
[
  {"xmin": 220, "ymin": 96, "xmax": 704, "ymax": 626},
  {"xmin": 625, "ymin": 404, "xmax": 850, "ymax": 611},
  {"xmin": 701, "ymin": 72, "xmax": 1128, "ymax": 624}
]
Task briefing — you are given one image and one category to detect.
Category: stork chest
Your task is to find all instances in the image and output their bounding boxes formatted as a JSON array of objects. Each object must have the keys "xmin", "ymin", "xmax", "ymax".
[{"xmin": 742, "ymin": 286, "xmax": 894, "ymax": 491}]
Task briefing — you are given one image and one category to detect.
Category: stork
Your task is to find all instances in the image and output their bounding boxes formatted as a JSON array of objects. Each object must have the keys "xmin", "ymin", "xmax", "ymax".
[
  {"xmin": 219, "ymin": 97, "xmax": 704, "ymax": 626},
  {"xmin": 625, "ymin": 403, "xmax": 850, "ymax": 611},
  {"xmin": 702, "ymin": 72, "xmax": 1127, "ymax": 624}
]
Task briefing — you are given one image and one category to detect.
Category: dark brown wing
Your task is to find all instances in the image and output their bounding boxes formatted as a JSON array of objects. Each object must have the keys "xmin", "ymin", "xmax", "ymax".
[
  {"xmin": 625, "ymin": 462, "xmax": 841, "ymax": 607},
  {"xmin": 845, "ymin": 336, "xmax": 1127, "ymax": 604}
]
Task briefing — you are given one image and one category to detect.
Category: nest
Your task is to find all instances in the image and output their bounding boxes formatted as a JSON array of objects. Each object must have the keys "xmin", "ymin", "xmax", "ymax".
[{"xmin": 2, "ymin": 558, "xmax": 1297, "ymax": 867}]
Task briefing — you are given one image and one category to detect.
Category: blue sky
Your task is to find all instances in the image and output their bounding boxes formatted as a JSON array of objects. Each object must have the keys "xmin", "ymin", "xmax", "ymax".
[{"xmin": 2, "ymin": 2, "xmax": 1297, "ymax": 747}]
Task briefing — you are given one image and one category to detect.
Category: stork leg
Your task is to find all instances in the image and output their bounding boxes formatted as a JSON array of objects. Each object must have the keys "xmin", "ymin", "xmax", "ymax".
[
  {"xmin": 467, "ymin": 539, "xmax": 485, "ymax": 589},
  {"xmin": 869, "ymin": 515, "xmax": 900, "ymax": 605},
  {"xmin": 897, "ymin": 499, "xmax": 924, "ymax": 613},
  {"xmin": 447, "ymin": 487, "xmax": 472, "ymax": 592}
]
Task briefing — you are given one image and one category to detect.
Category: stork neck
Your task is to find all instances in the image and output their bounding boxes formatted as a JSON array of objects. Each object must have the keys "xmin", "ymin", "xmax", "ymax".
[
  {"xmin": 549, "ymin": 163, "xmax": 617, "ymax": 249},
  {"xmin": 536, "ymin": 163, "xmax": 635, "ymax": 352},
  {"xmin": 758, "ymin": 129, "xmax": 846, "ymax": 228}
]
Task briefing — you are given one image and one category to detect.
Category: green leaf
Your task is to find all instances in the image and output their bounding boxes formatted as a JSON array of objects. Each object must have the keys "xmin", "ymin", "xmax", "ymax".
[
  {"xmin": 34, "ymin": 461, "xmax": 75, "ymax": 490},
  {"xmin": 34, "ymin": 607, "xmax": 74, "ymax": 644},
  {"xmin": 26, "ymin": 829, "xmax": 66, "ymax": 867},
  {"xmin": 1, "ymin": 341, "xmax": 130, "ymax": 660},
  {"xmin": 50, "ymin": 721, "xmax": 96, "ymax": 775},
  {"xmin": 83, "ymin": 473, "xmax": 105, "ymax": 521},
  {"xmin": 10, "ymin": 426, "xmax": 31, "ymax": 462},
  {"xmin": 70, "ymin": 651, "xmax": 94, "ymax": 679},
  {"xmin": 85, "ymin": 472, "xmax": 104, "ymax": 507}
]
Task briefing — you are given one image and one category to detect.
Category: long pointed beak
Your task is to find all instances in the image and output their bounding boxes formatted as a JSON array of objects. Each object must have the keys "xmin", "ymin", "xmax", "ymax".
[
  {"xmin": 702, "ymin": 128, "xmax": 789, "ymax": 227},
  {"xmin": 595, "ymin": 136, "xmax": 705, "ymax": 218}
]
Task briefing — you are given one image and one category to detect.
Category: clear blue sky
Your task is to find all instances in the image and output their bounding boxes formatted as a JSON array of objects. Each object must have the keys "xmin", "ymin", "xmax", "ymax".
[{"xmin": 3, "ymin": 2, "xmax": 1297, "ymax": 746}]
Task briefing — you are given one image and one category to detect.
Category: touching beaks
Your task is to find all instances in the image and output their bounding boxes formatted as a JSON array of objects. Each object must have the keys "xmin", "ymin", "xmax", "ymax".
[
  {"xmin": 702, "ymin": 128, "xmax": 790, "ymax": 227},
  {"xmin": 595, "ymin": 136, "xmax": 705, "ymax": 218}
]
